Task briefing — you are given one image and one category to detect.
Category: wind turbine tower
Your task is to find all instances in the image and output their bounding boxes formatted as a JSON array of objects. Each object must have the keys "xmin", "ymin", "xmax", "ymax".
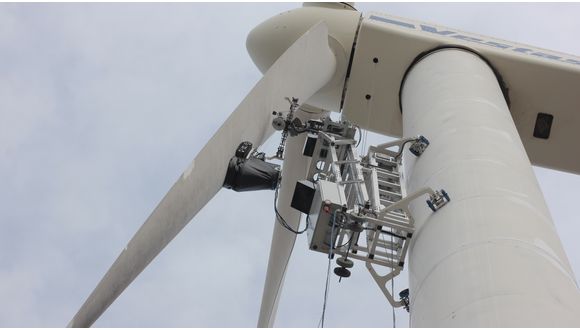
[{"xmin": 69, "ymin": 3, "xmax": 580, "ymax": 327}]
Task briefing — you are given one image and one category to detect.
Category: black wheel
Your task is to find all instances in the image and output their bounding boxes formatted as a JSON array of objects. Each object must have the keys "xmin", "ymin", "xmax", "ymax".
[
  {"xmin": 426, "ymin": 199, "xmax": 436, "ymax": 212},
  {"xmin": 441, "ymin": 189, "xmax": 450, "ymax": 201},
  {"xmin": 235, "ymin": 141, "xmax": 253, "ymax": 158},
  {"xmin": 409, "ymin": 147, "xmax": 421, "ymax": 157},
  {"xmin": 334, "ymin": 266, "xmax": 351, "ymax": 278},
  {"xmin": 399, "ymin": 288, "xmax": 409, "ymax": 299},
  {"xmin": 336, "ymin": 257, "xmax": 354, "ymax": 268}
]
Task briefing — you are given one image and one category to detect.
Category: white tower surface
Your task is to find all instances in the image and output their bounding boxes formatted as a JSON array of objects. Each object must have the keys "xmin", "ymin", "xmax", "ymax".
[{"xmin": 401, "ymin": 48, "xmax": 580, "ymax": 326}]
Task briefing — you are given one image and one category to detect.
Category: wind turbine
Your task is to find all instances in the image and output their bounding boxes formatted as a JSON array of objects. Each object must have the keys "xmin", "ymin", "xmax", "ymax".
[{"xmin": 69, "ymin": 2, "xmax": 574, "ymax": 328}]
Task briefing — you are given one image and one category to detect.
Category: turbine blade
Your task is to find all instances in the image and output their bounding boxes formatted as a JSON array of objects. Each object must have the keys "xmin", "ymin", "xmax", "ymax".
[
  {"xmin": 68, "ymin": 22, "xmax": 336, "ymax": 328},
  {"xmin": 257, "ymin": 110, "xmax": 323, "ymax": 328}
]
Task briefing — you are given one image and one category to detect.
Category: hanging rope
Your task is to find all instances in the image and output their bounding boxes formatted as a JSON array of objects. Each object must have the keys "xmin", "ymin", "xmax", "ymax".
[
  {"xmin": 319, "ymin": 210, "xmax": 338, "ymax": 328},
  {"xmin": 391, "ymin": 231, "xmax": 396, "ymax": 328},
  {"xmin": 379, "ymin": 232, "xmax": 397, "ymax": 328}
]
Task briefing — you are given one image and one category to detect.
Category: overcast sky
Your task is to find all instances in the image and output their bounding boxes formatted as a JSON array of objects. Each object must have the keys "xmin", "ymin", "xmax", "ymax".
[{"xmin": 1, "ymin": 2, "xmax": 580, "ymax": 328}]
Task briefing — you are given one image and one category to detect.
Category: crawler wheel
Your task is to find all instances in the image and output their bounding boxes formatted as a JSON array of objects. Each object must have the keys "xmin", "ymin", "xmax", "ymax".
[
  {"xmin": 441, "ymin": 189, "xmax": 450, "ymax": 201},
  {"xmin": 426, "ymin": 199, "xmax": 436, "ymax": 212}
]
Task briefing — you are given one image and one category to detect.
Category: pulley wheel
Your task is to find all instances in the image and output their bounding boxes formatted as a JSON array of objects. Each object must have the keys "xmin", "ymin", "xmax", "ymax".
[
  {"xmin": 333, "ymin": 266, "xmax": 351, "ymax": 278},
  {"xmin": 336, "ymin": 257, "xmax": 354, "ymax": 268}
]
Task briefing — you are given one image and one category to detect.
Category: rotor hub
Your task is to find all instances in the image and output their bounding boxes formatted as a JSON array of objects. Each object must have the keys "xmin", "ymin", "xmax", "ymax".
[{"xmin": 246, "ymin": 3, "xmax": 360, "ymax": 112}]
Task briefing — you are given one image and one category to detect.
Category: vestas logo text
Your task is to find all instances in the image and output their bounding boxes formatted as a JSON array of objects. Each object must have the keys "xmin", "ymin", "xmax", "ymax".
[{"xmin": 369, "ymin": 15, "xmax": 580, "ymax": 66}]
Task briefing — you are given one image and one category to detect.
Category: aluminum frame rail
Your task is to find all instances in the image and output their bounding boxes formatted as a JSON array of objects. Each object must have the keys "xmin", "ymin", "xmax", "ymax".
[{"xmin": 302, "ymin": 122, "xmax": 447, "ymax": 309}]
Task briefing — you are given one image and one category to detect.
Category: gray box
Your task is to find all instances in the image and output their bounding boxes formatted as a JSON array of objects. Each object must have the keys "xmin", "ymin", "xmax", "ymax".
[{"xmin": 307, "ymin": 180, "xmax": 346, "ymax": 254}]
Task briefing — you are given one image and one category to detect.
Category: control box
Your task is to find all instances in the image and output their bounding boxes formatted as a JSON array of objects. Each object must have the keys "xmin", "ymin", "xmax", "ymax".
[{"xmin": 306, "ymin": 180, "xmax": 346, "ymax": 254}]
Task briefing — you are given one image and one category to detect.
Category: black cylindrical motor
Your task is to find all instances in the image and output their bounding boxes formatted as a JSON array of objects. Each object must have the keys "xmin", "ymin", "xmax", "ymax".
[{"xmin": 223, "ymin": 156, "xmax": 280, "ymax": 192}]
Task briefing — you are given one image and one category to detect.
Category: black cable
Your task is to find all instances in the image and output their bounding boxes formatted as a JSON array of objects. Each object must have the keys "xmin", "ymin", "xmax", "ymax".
[
  {"xmin": 337, "ymin": 231, "xmax": 357, "ymax": 284},
  {"xmin": 274, "ymin": 183, "xmax": 309, "ymax": 234},
  {"xmin": 393, "ymin": 139, "xmax": 414, "ymax": 160},
  {"xmin": 335, "ymin": 233, "xmax": 354, "ymax": 248},
  {"xmin": 354, "ymin": 125, "xmax": 362, "ymax": 148},
  {"xmin": 290, "ymin": 122, "xmax": 308, "ymax": 134},
  {"xmin": 364, "ymin": 226, "xmax": 407, "ymax": 240}
]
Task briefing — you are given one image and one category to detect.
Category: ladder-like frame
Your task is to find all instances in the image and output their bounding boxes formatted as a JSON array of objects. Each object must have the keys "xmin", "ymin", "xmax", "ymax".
[{"xmin": 302, "ymin": 124, "xmax": 449, "ymax": 309}]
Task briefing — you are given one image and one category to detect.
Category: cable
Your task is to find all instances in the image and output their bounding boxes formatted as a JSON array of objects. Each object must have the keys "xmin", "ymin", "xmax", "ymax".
[
  {"xmin": 319, "ymin": 252, "xmax": 332, "ymax": 328},
  {"xmin": 264, "ymin": 221, "xmax": 299, "ymax": 327},
  {"xmin": 335, "ymin": 233, "xmax": 354, "ymax": 248},
  {"xmin": 363, "ymin": 226, "xmax": 407, "ymax": 240},
  {"xmin": 393, "ymin": 139, "xmax": 414, "ymax": 160},
  {"xmin": 273, "ymin": 183, "xmax": 309, "ymax": 234},
  {"xmin": 337, "ymin": 230, "xmax": 357, "ymax": 284},
  {"xmin": 319, "ymin": 210, "xmax": 338, "ymax": 328},
  {"xmin": 267, "ymin": 182, "xmax": 309, "ymax": 327},
  {"xmin": 289, "ymin": 122, "xmax": 308, "ymax": 134},
  {"xmin": 391, "ymin": 231, "xmax": 396, "ymax": 328},
  {"xmin": 354, "ymin": 125, "xmax": 362, "ymax": 148}
]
